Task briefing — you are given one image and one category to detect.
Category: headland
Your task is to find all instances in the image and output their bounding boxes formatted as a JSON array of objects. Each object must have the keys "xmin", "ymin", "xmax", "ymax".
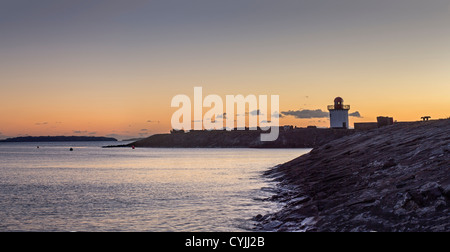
[{"xmin": 105, "ymin": 127, "xmax": 355, "ymax": 148}]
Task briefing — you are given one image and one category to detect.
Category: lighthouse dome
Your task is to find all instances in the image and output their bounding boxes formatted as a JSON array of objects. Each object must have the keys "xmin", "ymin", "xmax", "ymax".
[
  {"xmin": 334, "ymin": 97, "xmax": 344, "ymax": 103},
  {"xmin": 334, "ymin": 97, "xmax": 344, "ymax": 110}
]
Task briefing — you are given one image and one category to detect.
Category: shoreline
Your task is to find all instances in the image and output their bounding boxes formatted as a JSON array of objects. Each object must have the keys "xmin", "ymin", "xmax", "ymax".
[{"xmin": 255, "ymin": 119, "xmax": 449, "ymax": 232}]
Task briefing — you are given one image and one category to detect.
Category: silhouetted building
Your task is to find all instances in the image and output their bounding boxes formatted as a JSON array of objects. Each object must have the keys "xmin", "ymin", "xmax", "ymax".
[
  {"xmin": 282, "ymin": 125, "xmax": 294, "ymax": 131},
  {"xmin": 377, "ymin": 116, "xmax": 394, "ymax": 127},
  {"xmin": 354, "ymin": 116, "xmax": 394, "ymax": 130}
]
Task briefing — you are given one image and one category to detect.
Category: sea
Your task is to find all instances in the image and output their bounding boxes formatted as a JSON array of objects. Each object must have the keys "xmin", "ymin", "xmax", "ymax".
[{"xmin": 0, "ymin": 141, "xmax": 309, "ymax": 232}]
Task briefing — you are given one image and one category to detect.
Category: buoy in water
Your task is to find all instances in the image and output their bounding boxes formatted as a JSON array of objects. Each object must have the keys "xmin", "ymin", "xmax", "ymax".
[{"xmin": 69, "ymin": 148, "xmax": 73, "ymax": 151}]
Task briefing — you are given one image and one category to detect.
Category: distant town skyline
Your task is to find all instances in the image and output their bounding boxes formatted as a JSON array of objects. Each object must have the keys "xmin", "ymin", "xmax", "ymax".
[{"xmin": 1, "ymin": 0, "xmax": 449, "ymax": 140}]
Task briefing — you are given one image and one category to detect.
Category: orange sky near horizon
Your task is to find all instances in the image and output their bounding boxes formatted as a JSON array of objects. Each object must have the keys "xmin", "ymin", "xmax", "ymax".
[{"xmin": 1, "ymin": 0, "xmax": 449, "ymax": 140}]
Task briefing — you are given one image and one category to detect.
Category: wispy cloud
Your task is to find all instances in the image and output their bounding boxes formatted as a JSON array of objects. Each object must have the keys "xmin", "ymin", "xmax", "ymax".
[
  {"xmin": 216, "ymin": 113, "xmax": 227, "ymax": 119},
  {"xmin": 272, "ymin": 111, "xmax": 284, "ymax": 118},
  {"xmin": 73, "ymin": 130, "xmax": 88, "ymax": 134},
  {"xmin": 349, "ymin": 111, "xmax": 362, "ymax": 118},
  {"xmin": 248, "ymin": 109, "xmax": 261, "ymax": 116},
  {"xmin": 282, "ymin": 109, "xmax": 363, "ymax": 119},
  {"xmin": 281, "ymin": 109, "xmax": 329, "ymax": 119}
]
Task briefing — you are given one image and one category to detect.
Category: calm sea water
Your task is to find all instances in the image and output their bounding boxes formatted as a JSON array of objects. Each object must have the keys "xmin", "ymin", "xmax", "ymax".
[{"xmin": 0, "ymin": 142, "xmax": 309, "ymax": 232}]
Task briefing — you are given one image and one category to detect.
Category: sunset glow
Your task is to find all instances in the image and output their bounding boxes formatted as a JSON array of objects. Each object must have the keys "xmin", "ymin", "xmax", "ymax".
[{"xmin": 1, "ymin": 0, "xmax": 449, "ymax": 140}]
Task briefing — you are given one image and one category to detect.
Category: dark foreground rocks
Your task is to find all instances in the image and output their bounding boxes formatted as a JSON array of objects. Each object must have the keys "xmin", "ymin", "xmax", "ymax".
[{"xmin": 258, "ymin": 119, "xmax": 449, "ymax": 232}]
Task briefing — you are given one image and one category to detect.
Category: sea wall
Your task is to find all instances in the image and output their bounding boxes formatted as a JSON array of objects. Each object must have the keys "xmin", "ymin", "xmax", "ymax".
[{"xmin": 123, "ymin": 128, "xmax": 355, "ymax": 148}]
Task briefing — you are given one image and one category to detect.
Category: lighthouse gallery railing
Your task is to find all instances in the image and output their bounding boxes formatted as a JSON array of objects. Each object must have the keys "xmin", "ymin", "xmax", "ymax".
[{"xmin": 328, "ymin": 105, "xmax": 350, "ymax": 110}]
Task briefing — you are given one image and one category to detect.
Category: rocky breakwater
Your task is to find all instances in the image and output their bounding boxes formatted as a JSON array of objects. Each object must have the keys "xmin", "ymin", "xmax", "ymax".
[
  {"xmin": 259, "ymin": 119, "xmax": 449, "ymax": 232},
  {"xmin": 113, "ymin": 128, "xmax": 355, "ymax": 148}
]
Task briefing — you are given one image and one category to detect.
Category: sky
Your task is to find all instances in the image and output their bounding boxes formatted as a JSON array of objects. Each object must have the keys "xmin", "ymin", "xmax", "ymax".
[{"xmin": 1, "ymin": 0, "xmax": 449, "ymax": 139}]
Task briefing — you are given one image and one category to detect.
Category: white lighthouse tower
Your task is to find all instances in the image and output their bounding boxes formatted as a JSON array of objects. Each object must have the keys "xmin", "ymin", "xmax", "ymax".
[{"xmin": 328, "ymin": 97, "xmax": 350, "ymax": 129}]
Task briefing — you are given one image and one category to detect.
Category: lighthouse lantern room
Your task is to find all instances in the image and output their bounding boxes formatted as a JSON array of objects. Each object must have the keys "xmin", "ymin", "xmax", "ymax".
[{"xmin": 328, "ymin": 97, "xmax": 350, "ymax": 129}]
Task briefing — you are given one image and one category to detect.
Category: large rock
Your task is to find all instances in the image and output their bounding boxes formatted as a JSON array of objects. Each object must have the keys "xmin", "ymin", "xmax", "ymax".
[{"xmin": 260, "ymin": 119, "xmax": 450, "ymax": 232}]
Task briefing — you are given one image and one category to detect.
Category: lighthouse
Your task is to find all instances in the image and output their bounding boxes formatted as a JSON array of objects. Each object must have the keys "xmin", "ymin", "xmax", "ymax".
[{"xmin": 328, "ymin": 97, "xmax": 350, "ymax": 129}]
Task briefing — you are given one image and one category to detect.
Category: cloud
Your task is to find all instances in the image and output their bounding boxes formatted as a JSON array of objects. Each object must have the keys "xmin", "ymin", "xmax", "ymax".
[
  {"xmin": 248, "ymin": 109, "xmax": 262, "ymax": 116},
  {"xmin": 272, "ymin": 111, "xmax": 284, "ymax": 118},
  {"xmin": 281, "ymin": 109, "xmax": 329, "ymax": 119},
  {"xmin": 282, "ymin": 109, "xmax": 362, "ymax": 119},
  {"xmin": 349, "ymin": 111, "xmax": 362, "ymax": 117},
  {"xmin": 244, "ymin": 110, "xmax": 283, "ymax": 118},
  {"xmin": 73, "ymin": 130, "xmax": 88, "ymax": 134},
  {"xmin": 216, "ymin": 113, "xmax": 227, "ymax": 119}
]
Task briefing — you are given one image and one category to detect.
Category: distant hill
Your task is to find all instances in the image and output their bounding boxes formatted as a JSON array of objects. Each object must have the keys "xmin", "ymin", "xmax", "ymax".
[{"xmin": 0, "ymin": 136, "xmax": 117, "ymax": 142}]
